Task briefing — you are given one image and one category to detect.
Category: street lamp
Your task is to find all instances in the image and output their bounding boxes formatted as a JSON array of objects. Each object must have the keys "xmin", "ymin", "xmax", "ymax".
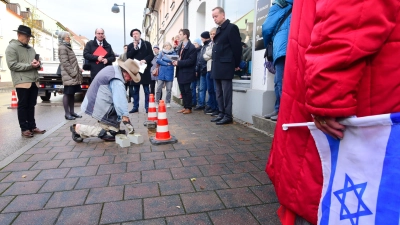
[{"xmin": 111, "ymin": 3, "xmax": 126, "ymax": 45}]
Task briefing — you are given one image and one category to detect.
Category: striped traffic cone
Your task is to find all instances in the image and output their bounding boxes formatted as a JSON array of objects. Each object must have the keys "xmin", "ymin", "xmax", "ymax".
[
  {"xmin": 144, "ymin": 94, "xmax": 157, "ymax": 129},
  {"xmin": 149, "ymin": 100, "xmax": 178, "ymax": 145},
  {"xmin": 7, "ymin": 90, "xmax": 18, "ymax": 109}
]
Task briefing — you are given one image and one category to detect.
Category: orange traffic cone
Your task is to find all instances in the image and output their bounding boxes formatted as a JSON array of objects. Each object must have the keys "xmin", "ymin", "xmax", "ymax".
[
  {"xmin": 147, "ymin": 94, "xmax": 157, "ymax": 122},
  {"xmin": 7, "ymin": 90, "xmax": 18, "ymax": 109},
  {"xmin": 149, "ymin": 100, "xmax": 178, "ymax": 145},
  {"xmin": 144, "ymin": 94, "xmax": 157, "ymax": 129}
]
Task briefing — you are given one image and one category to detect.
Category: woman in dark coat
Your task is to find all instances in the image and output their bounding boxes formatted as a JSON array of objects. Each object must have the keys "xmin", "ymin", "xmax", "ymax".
[{"xmin": 58, "ymin": 31, "xmax": 83, "ymax": 120}]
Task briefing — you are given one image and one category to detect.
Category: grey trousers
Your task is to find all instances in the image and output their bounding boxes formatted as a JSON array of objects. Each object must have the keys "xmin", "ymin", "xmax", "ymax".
[
  {"xmin": 156, "ymin": 80, "xmax": 173, "ymax": 104},
  {"xmin": 214, "ymin": 79, "xmax": 233, "ymax": 119}
]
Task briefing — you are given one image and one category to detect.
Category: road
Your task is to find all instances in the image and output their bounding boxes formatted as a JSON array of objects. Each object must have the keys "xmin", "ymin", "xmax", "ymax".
[{"xmin": 0, "ymin": 91, "xmax": 83, "ymax": 162}]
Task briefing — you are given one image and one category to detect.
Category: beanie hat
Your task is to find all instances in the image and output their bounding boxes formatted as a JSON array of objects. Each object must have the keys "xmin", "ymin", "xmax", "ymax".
[
  {"xmin": 153, "ymin": 45, "xmax": 160, "ymax": 49},
  {"xmin": 201, "ymin": 31, "xmax": 210, "ymax": 39},
  {"xmin": 130, "ymin": 28, "xmax": 141, "ymax": 37},
  {"xmin": 193, "ymin": 38, "xmax": 202, "ymax": 46}
]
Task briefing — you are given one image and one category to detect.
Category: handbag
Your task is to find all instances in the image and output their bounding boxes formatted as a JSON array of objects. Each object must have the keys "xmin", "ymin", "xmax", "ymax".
[
  {"xmin": 152, "ymin": 65, "xmax": 160, "ymax": 76},
  {"xmin": 264, "ymin": 8, "xmax": 292, "ymax": 62}
]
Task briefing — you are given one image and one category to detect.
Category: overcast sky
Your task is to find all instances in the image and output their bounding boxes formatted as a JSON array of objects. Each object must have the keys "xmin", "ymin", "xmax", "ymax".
[{"xmin": 26, "ymin": 0, "xmax": 147, "ymax": 54}]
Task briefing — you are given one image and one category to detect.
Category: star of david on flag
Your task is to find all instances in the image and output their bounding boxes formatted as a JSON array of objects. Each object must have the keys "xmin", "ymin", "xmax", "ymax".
[
  {"xmin": 284, "ymin": 113, "xmax": 400, "ymax": 225},
  {"xmin": 309, "ymin": 113, "xmax": 400, "ymax": 225}
]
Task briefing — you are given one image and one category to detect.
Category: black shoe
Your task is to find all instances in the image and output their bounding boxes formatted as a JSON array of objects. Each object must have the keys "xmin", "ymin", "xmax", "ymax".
[
  {"xmin": 211, "ymin": 116, "xmax": 223, "ymax": 122},
  {"xmin": 216, "ymin": 118, "xmax": 233, "ymax": 125},
  {"xmin": 146, "ymin": 108, "xmax": 148, "ymax": 113},
  {"xmin": 71, "ymin": 113, "xmax": 82, "ymax": 118},
  {"xmin": 98, "ymin": 129, "xmax": 115, "ymax": 142},
  {"xmin": 204, "ymin": 108, "xmax": 214, "ymax": 114},
  {"xmin": 129, "ymin": 108, "xmax": 138, "ymax": 113},
  {"xmin": 194, "ymin": 105, "xmax": 205, "ymax": 110},
  {"xmin": 263, "ymin": 111, "xmax": 278, "ymax": 119},
  {"xmin": 70, "ymin": 124, "xmax": 83, "ymax": 142},
  {"xmin": 65, "ymin": 115, "xmax": 76, "ymax": 120},
  {"xmin": 211, "ymin": 110, "xmax": 219, "ymax": 116}
]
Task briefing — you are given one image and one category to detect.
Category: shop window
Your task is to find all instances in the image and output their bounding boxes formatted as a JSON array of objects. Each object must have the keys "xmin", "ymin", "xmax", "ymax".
[{"xmin": 224, "ymin": 0, "xmax": 254, "ymax": 80}]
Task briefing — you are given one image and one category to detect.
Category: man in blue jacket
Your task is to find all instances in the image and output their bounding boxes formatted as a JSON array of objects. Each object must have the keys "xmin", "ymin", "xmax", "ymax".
[{"xmin": 172, "ymin": 29, "xmax": 197, "ymax": 114}]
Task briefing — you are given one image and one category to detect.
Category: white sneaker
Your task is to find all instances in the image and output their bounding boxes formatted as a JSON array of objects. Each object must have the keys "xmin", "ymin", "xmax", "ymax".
[{"xmin": 166, "ymin": 103, "xmax": 171, "ymax": 108}]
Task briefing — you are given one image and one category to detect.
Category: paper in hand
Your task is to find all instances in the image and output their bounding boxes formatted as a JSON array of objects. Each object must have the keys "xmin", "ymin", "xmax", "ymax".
[{"xmin": 134, "ymin": 59, "xmax": 147, "ymax": 73}]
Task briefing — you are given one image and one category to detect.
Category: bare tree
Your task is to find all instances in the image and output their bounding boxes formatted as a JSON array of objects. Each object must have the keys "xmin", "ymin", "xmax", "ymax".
[{"xmin": 22, "ymin": 7, "xmax": 41, "ymax": 47}]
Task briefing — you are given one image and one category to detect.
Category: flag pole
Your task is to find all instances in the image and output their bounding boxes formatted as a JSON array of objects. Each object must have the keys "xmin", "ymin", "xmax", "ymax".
[{"xmin": 282, "ymin": 122, "xmax": 315, "ymax": 130}]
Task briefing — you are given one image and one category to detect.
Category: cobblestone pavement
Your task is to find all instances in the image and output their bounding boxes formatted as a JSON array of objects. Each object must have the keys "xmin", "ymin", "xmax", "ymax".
[{"xmin": 0, "ymin": 102, "xmax": 280, "ymax": 225}]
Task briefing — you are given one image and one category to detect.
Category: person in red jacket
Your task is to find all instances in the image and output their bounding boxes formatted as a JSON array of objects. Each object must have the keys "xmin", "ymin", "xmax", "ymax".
[{"xmin": 267, "ymin": 0, "xmax": 400, "ymax": 224}]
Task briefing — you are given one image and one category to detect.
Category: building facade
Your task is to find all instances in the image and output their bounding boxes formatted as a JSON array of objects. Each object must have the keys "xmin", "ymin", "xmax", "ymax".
[
  {"xmin": 0, "ymin": 0, "xmax": 86, "ymax": 83},
  {"xmin": 143, "ymin": 0, "xmax": 274, "ymax": 124}
]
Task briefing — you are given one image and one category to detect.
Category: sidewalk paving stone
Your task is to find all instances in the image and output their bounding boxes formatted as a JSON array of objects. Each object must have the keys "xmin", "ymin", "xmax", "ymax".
[{"xmin": 0, "ymin": 103, "xmax": 282, "ymax": 224}]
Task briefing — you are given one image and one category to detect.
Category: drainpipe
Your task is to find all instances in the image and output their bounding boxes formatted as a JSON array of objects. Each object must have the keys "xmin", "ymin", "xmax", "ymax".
[
  {"xmin": 218, "ymin": 0, "xmax": 224, "ymax": 8},
  {"xmin": 183, "ymin": 0, "xmax": 188, "ymax": 29}
]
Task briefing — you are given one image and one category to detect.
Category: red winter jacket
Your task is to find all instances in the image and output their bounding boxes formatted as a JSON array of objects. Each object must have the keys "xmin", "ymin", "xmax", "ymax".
[{"xmin": 267, "ymin": 0, "xmax": 400, "ymax": 224}]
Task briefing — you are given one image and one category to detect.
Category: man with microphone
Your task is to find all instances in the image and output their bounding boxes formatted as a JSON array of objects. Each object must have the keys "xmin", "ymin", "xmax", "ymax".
[{"xmin": 126, "ymin": 29, "xmax": 154, "ymax": 113}]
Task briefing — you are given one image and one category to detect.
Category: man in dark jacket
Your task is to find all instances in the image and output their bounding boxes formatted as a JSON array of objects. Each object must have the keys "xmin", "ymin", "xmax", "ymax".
[
  {"xmin": 194, "ymin": 31, "xmax": 211, "ymax": 111},
  {"xmin": 126, "ymin": 28, "xmax": 154, "ymax": 113},
  {"xmin": 83, "ymin": 28, "xmax": 116, "ymax": 80},
  {"xmin": 210, "ymin": 7, "xmax": 242, "ymax": 125},
  {"xmin": 172, "ymin": 29, "xmax": 197, "ymax": 114}
]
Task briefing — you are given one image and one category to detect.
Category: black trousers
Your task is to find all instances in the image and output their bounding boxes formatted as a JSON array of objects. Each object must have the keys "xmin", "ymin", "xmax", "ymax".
[
  {"xmin": 214, "ymin": 79, "xmax": 233, "ymax": 119},
  {"xmin": 179, "ymin": 83, "xmax": 192, "ymax": 109},
  {"xmin": 16, "ymin": 83, "xmax": 38, "ymax": 131}
]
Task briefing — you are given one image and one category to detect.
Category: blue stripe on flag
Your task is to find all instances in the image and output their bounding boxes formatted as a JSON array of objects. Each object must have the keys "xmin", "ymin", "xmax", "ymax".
[
  {"xmin": 390, "ymin": 112, "xmax": 400, "ymax": 123},
  {"xmin": 375, "ymin": 115, "xmax": 400, "ymax": 224},
  {"xmin": 320, "ymin": 135, "xmax": 341, "ymax": 225}
]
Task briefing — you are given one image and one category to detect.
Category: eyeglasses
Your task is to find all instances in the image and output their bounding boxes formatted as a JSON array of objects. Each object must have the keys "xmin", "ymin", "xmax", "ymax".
[{"xmin": 96, "ymin": 33, "xmax": 104, "ymax": 35}]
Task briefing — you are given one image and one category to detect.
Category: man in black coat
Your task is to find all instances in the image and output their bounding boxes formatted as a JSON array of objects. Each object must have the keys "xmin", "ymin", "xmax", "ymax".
[
  {"xmin": 172, "ymin": 29, "xmax": 197, "ymax": 114},
  {"xmin": 210, "ymin": 7, "xmax": 242, "ymax": 125},
  {"xmin": 83, "ymin": 28, "xmax": 116, "ymax": 80},
  {"xmin": 126, "ymin": 28, "xmax": 153, "ymax": 113}
]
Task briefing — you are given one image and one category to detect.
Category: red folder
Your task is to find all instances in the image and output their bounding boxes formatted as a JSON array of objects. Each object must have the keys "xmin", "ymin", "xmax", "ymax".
[{"xmin": 93, "ymin": 46, "xmax": 108, "ymax": 64}]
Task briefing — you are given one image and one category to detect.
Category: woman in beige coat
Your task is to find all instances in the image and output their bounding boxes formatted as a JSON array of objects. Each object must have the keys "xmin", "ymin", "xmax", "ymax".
[{"xmin": 58, "ymin": 31, "xmax": 83, "ymax": 120}]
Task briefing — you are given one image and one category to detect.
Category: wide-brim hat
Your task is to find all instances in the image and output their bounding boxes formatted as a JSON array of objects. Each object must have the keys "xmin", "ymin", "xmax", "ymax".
[
  {"xmin": 117, "ymin": 58, "xmax": 141, "ymax": 83},
  {"xmin": 13, "ymin": 25, "xmax": 34, "ymax": 38}
]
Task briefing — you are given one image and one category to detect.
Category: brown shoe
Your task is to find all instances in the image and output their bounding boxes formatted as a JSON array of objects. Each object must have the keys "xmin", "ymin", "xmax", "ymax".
[
  {"xmin": 21, "ymin": 130, "xmax": 33, "ymax": 138},
  {"xmin": 177, "ymin": 108, "xmax": 185, "ymax": 113},
  {"xmin": 182, "ymin": 109, "xmax": 192, "ymax": 114},
  {"xmin": 31, "ymin": 128, "xmax": 46, "ymax": 134}
]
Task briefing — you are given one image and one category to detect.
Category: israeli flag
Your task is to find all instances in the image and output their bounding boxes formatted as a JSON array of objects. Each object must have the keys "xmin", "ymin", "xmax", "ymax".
[{"xmin": 308, "ymin": 113, "xmax": 400, "ymax": 225}]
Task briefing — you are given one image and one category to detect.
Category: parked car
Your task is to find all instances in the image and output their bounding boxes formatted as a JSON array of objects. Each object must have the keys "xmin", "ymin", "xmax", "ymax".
[{"xmin": 38, "ymin": 61, "xmax": 91, "ymax": 101}]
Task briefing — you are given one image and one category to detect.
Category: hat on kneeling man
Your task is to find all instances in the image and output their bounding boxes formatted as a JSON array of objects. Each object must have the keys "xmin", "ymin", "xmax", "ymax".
[{"xmin": 117, "ymin": 58, "xmax": 141, "ymax": 83}]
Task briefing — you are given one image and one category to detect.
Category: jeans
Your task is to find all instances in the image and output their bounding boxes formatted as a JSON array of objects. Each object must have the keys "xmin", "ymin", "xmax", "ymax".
[
  {"xmin": 130, "ymin": 84, "xmax": 150, "ymax": 110},
  {"xmin": 206, "ymin": 72, "xmax": 218, "ymax": 110},
  {"xmin": 16, "ymin": 83, "xmax": 38, "ymax": 131},
  {"xmin": 156, "ymin": 80, "xmax": 173, "ymax": 103},
  {"xmin": 274, "ymin": 57, "xmax": 285, "ymax": 112},
  {"xmin": 191, "ymin": 79, "xmax": 199, "ymax": 106}
]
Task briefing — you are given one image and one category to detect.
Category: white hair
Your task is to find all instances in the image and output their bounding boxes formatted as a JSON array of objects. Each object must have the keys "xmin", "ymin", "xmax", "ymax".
[{"xmin": 58, "ymin": 31, "xmax": 70, "ymax": 44}]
